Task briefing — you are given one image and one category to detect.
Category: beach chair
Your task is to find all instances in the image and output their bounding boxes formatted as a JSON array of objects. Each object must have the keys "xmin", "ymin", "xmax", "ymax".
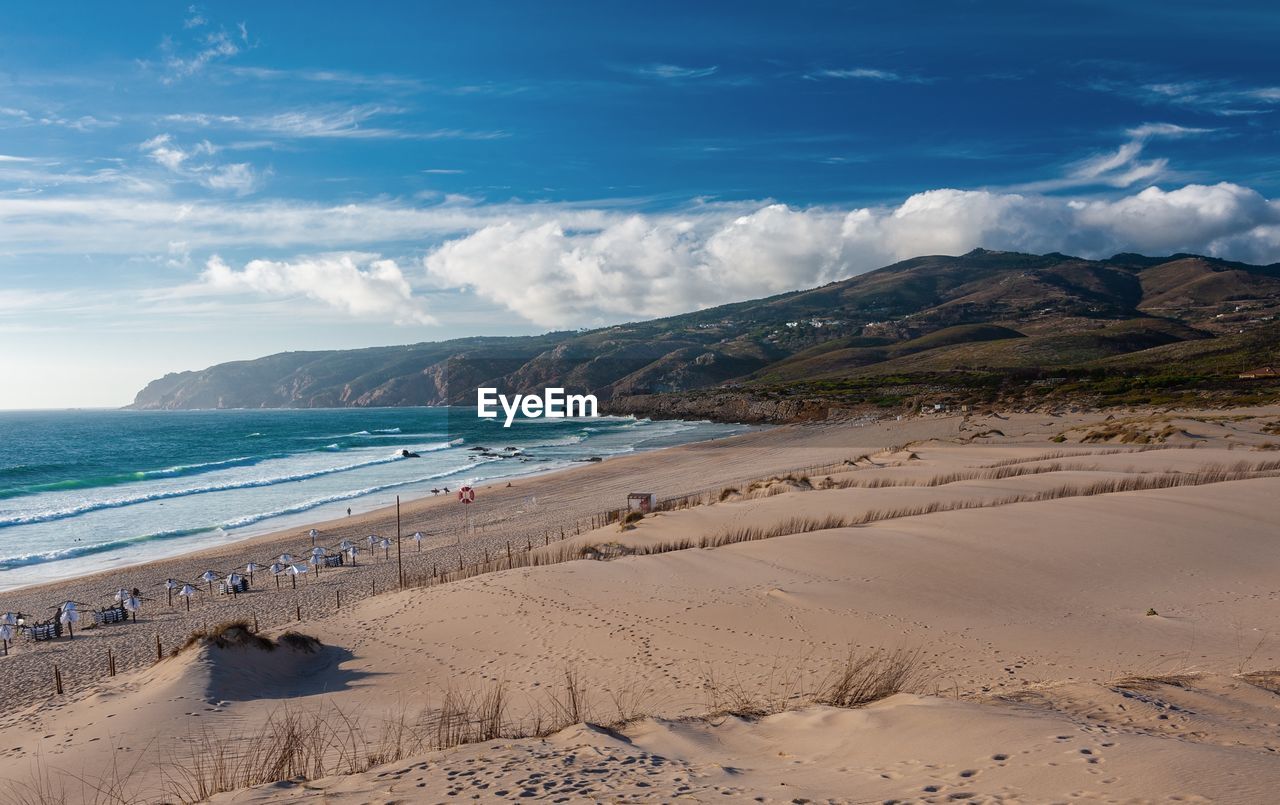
[
  {"xmin": 21, "ymin": 619, "xmax": 62, "ymax": 641},
  {"xmin": 218, "ymin": 576, "xmax": 250, "ymax": 595},
  {"xmin": 93, "ymin": 605, "xmax": 128, "ymax": 625},
  {"xmin": 321, "ymin": 553, "xmax": 344, "ymax": 568}
]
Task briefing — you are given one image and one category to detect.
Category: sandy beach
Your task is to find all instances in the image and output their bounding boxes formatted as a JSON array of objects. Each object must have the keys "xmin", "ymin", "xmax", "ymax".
[{"xmin": 3, "ymin": 407, "xmax": 1280, "ymax": 803}]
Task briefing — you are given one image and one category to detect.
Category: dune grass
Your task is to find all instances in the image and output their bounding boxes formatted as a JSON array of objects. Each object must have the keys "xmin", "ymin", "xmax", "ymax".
[
  {"xmin": 176, "ymin": 620, "xmax": 274, "ymax": 654},
  {"xmin": 4, "ymin": 648, "xmax": 931, "ymax": 804},
  {"xmin": 406, "ymin": 459, "xmax": 1280, "ymax": 596}
]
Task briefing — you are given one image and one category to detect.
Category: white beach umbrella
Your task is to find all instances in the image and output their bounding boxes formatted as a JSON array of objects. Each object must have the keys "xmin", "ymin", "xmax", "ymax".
[
  {"xmin": 200, "ymin": 570, "xmax": 220, "ymax": 594},
  {"xmin": 0, "ymin": 622, "xmax": 12, "ymax": 654},
  {"xmin": 178, "ymin": 584, "xmax": 197, "ymax": 611},
  {"xmin": 278, "ymin": 553, "xmax": 295, "ymax": 564},
  {"xmin": 113, "ymin": 588, "xmax": 130, "ymax": 604},
  {"xmin": 59, "ymin": 602, "xmax": 81, "ymax": 638},
  {"xmin": 1, "ymin": 612, "xmax": 18, "ymax": 626},
  {"xmin": 287, "ymin": 562, "xmax": 308, "ymax": 588},
  {"xmin": 165, "ymin": 578, "xmax": 179, "ymax": 606},
  {"xmin": 309, "ymin": 528, "xmax": 319, "ymax": 545},
  {"xmin": 378, "ymin": 537, "xmax": 392, "ymax": 559},
  {"xmin": 366, "ymin": 534, "xmax": 378, "ymax": 548},
  {"xmin": 339, "ymin": 539, "xmax": 354, "ymax": 551},
  {"xmin": 412, "ymin": 531, "xmax": 424, "ymax": 551},
  {"xmin": 123, "ymin": 595, "xmax": 142, "ymax": 620},
  {"xmin": 268, "ymin": 561, "xmax": 287, "ymax": 589},
  {"xmin": 244, "ymin": 561, "xmax": 263, "ymax": 583},
  {"xmin": 225, "ymin": 572, "xmax": 246, "ymax": 596},
  {"xmin": 346, "ymin": 545, "xmax": 359, "ymax": 566}
]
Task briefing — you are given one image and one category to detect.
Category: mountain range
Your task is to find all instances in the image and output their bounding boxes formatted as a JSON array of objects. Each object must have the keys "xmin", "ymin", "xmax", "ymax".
[{"xmin": 129, "ymin": 249, "xmax": 1280, "ymax": 421}]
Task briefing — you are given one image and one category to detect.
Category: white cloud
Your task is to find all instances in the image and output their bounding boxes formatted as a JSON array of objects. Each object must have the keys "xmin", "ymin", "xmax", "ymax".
[
  {"xmin": 226, "ymin": 65, "xmax": 424, "ymax": 90},
  {"xmin": 141, "ymin": 133, "xmax": 259, "ymax": 194},
  {"xmin": 0, "ymin": 105, "xmax": 118, "ymax": 132},
  {"xmin": 1095, "ymin": 78, "xmax": 1280, "ymax": 117},
  {"xmin": 2, "ymin": 181, "xmax": 1277, "ymax": 276},
  {"xmin": 423, "ymin": 185, "xmax": 1280, "ymax": 327},
  {"xmin": 1124, "ymin": 122, "xmax": 1213, "ymax": 139},
  {"xmin": 200, "ymin": 253, "xmax": 435, "ymax": 324},
  {"xmin": 630, "ymin": 64, "xmax": 719, "ymax": 80},
  {"xmin": 804, "ymin": 67, "xmax": 924, "ymax": 83},
  {"xmin": 162, "ymin": 29, "xmax": 240, "ymax": 82},
  {"xmin": 1013, "ymin": 123, "xmax": 1214, "ymax": 192},
  {"xmin": 161, "ymin": 106, "xmax": 506, "ymax": 141}
]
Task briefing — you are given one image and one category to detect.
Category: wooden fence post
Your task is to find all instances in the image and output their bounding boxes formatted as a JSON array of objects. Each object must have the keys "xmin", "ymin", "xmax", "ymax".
[
  {"xmin": 54, "ymin": 665, "xmax": 63, "ymax": 695},
  {"xmin": 155, "ymin": 634, "xmax": 163, "ymax": 663}
]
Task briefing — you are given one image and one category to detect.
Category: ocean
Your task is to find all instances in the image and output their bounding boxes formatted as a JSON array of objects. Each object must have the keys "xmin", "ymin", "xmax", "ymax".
[{"xmin": 0, "ymin": 408, "xmax": 750, "ymax": 590}]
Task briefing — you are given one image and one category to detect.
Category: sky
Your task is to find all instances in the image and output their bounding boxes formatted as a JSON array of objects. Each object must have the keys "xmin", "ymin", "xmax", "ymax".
[{"xmin": 1, "ymin": 1, "xmax": 1279, "ymax": 408}]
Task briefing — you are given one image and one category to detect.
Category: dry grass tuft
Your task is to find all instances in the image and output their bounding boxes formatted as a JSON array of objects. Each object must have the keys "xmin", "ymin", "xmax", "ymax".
[
  {"xmin": 277, "ymin": 632, "xmax": 322, "ymax": 653},
  {"xmin": 702, "ymin": 647, "xmax": 930, "ymax": 720},
  {"xmin": 177, "ymin": 620, "xmax": 274, "ymax": 655},
  {"xmin": 1112, "ymin": 673, "xmax": 1200, "ymax": 691},
  {"xmin": 1238, "ymin": 671, "xmax": 1280, "ymax": 694},
  {"xmin": 819, "ymin": 648, "xmax": 929, "ymax": 708}
]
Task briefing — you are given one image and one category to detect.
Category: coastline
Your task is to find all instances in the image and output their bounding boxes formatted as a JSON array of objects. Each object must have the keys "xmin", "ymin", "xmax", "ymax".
[
  {"xmin": 0, "ymin": 417, "xmax": 891, "ymax": 707},
  {"xmin": 0, "ymin": 420, "xmax": 762, "ymax": 595},
  {"xmin": 6, "ymin": 406, "xmax": 1280, "ymax": 803},
  {"xmin": 0, "ymin": 411, "xmax": 750, "ymax": 592}
]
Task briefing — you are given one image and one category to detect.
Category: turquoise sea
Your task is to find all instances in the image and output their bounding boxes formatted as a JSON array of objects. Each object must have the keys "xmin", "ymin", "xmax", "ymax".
[{"xmin": 0, "ymin": 408, "xmax": 749, "ymax": 590}]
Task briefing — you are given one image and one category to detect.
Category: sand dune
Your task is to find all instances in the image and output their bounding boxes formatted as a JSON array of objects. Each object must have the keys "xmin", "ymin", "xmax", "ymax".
[
  {"xmin": 214, "ymin": 677, "xmax": 1280, "ymax": 803},
  {"xmin": 3, "ymin": 408, "xmax": 1280, "ymax": 802}
]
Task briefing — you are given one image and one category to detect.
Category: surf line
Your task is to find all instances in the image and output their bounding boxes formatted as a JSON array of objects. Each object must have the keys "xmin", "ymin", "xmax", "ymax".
[{"xmin": 476, "ymin": 387, "xmax": 598, "ymax": 428}]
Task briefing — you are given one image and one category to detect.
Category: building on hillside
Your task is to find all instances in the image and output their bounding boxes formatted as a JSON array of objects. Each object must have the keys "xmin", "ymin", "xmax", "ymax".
[{"xmin": 1239, "ymin": 366, "xmax": 1279, "ymax": 379}]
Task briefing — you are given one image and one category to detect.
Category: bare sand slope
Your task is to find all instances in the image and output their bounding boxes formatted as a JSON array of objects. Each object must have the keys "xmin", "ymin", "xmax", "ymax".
[
  {"xmin": 4, "ymin": 410, "xmax": 1280, "ymax": 802},
  {"xmin": 214, "ymin": 676, "xmax": 1280, "ymax": 804}
]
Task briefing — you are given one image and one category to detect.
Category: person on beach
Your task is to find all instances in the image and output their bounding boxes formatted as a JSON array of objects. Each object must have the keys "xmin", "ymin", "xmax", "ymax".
[{"xmin": 347, "ymin": 507, "xmax": 352, "ymax": 516}]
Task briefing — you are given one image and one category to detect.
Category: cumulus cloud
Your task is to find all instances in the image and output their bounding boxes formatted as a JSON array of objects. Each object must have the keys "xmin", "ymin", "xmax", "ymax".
[
  {"xmin": 424, "ymin": 184, "xmax": 1280, "ymax": 327},
  {"xmin": 201, "ymin": 253, "xmax": 434, "ymax": 324}
]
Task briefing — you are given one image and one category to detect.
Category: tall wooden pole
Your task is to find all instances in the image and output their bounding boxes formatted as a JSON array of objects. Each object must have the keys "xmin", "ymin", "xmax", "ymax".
[{"xmin": 396, "ymin": 495, "xmax": 404, "ymax": 589}]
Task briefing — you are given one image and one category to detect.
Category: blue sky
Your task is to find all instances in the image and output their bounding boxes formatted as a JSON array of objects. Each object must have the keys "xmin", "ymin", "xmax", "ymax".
[{"xmin": 1, "ymin": 1, "xmax": 1279, "ymax": 407}]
